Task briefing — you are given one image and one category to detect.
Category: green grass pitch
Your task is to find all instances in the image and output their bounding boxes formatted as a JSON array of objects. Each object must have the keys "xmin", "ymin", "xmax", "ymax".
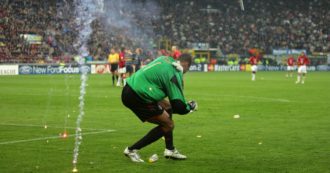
[{"xmin": 0, "ymin": 72, "xmax": 330, "ymax": 173}]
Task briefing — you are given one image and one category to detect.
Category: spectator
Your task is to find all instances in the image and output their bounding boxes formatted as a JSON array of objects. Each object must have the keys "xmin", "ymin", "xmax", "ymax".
[{"xmin": 0, "ymin": 0, "xmax": 329, "ymax": 63}]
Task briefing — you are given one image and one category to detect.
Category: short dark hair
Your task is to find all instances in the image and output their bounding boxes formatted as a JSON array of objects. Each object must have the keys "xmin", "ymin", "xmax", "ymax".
[{"xmin": 179, "ymin": 53, "xmax": 192, "ymax": 66}]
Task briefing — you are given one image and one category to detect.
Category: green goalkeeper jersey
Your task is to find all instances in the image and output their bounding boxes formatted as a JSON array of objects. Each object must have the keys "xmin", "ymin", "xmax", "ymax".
[{"xmin": 126, "ymin": 56, "xmax": 191, "ymax": 113}]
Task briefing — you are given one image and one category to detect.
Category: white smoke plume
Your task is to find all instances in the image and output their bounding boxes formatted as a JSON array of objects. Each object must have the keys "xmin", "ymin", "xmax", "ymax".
[
  {"xmin": 72, "ymin": 0, "xmax": 104, "ymax": 170},
  {"xmin": 71, "ymin": 0, "xmax": 160, "ymax": 170},
  {"xmin": 96, "ymin": 0, "xmax": 161, "ymax": 50}
]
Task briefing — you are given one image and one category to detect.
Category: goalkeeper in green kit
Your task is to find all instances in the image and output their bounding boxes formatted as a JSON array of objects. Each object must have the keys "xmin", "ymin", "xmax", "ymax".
[{"xmin": 121, "ymin": 53, "xmax": 197, "ymax": 162}]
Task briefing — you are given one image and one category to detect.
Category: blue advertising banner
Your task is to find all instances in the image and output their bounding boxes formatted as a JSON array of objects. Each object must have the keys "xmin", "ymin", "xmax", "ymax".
[
  {"xmin": 316, "ymin": 65, "xmax": 330, "ymax": 71},
  {"xmin": 189, "ymin": 64, "xmax": 328, "ymax": 72},
  {"xmin": 18, "ymin": 64, "xmax": 328, "ymax": 74},
  {"xmin": 214, "ymin": 65, "xmax": 240, "ymax": 72},
  {"xmin": 19, "ymin": 65, "xmax": 91, "ymax": 75},
  {"xmin": 189, "ymin": 64, "xmax": 204, "ymax": 72},
  {"xmin": 272, "ymin": 49, "xmax": 307, "ymax": 55}
]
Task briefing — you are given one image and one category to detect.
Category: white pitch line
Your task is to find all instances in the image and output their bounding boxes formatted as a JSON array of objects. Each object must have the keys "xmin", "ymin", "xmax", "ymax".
[
  {"xmin": 196, "ymin": 93, "xmax": 291, "ymax": 103},
  {"xmin": 4, "ymin": 92, "xmax": 118, "ymax": 99},
  {"xmin": 0, "ymin": 123, "xmax": 111, "ymax": 131},
  {"xmin": 223, "ymin": 95, "xmax": 291, "ymax": 103},
  {"xmin": 0, "ymin": 129, "xmax": 116, "ymax": 145}
]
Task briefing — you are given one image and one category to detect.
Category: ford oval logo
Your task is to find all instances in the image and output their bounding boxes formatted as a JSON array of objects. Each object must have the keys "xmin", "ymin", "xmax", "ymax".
[{"xmin": 19, "ymin": 65, "xmax": 33, "ymax": 74}]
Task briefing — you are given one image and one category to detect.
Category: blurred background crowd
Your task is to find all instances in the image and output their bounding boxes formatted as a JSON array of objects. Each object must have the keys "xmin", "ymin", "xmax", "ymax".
[{"xmin": 0, "ymin": 0, "xmax": 329, "ymax": 64}]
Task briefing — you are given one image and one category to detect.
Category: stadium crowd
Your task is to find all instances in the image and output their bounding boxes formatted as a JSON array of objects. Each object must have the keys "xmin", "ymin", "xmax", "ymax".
[
  {"xmin": 0, "ymin": 0, "xmax": 329, "ymax": 63},
  {"xmin": 158, "ymin": 0, "xmax": 330, "ymax": 54}
]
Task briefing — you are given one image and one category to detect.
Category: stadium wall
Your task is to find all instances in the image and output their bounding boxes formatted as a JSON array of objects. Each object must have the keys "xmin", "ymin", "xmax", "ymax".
[
  {"xmin": 89, "ymin": 64, "xmax": 330, "ymax": 74},
  {"xmin": 1, "ymin": 64, "xmax": 329, "ymax": 75},
  {"xmin": 189, "ymin": 64, "xmax": 330, "ymax": 72},
  {"xmin": 18, "ymin": 64, "xmax": 91, "ymax": 75},
  {"xmin": 0, "ymin": 65, "xmax": 19, "ymax": 75},
  {"xmin": 0, "ymin": 64, "xmax": 91, "ymax": 75}
]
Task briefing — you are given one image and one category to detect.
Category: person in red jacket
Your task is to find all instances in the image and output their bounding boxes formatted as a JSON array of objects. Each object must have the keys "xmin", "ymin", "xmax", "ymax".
[
  {"xmin": 171, "ymin": 46, "xmax": 181, "ymax": 60},
  {"xmin": 286, "ymin": 55, "xmax": 295, "ymax": 78},
  {"xmin": 296, "ymin": 52, "xmax": 310, "ymax": 84},
  {"xmin": 117, "ymin": 47, "xmax": 126, "ymax": 87},
  {"xmin": 249, "ymin": 55, "xmax": 259, "ymax": 81}
]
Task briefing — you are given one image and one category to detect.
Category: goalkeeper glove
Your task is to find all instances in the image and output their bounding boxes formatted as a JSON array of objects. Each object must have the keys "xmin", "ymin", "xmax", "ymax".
[{"xmin": 172, "ymin": 61, "xmax": 183, "ymax": 72}]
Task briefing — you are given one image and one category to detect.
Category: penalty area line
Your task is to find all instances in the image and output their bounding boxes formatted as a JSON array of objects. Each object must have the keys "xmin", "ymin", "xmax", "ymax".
[
  {"xmin": 225, "ymin": 95, "xmax": 291, "ymax": 103},
  {"xmin": 0, "ymin": 123, "xmax": 111, "ymax": 131},
  {"xmin": 197, "ymin": 93, "xmax": 291, "ymax": 103},
  {"xmin": 0, "ymin": 129, "xmax": 116, "ymax": 145}
]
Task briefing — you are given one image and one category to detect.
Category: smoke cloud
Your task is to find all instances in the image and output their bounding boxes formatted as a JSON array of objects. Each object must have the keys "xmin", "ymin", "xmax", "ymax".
[{"xmin": 93, "ymin": 0, "xmax": 161, "ymax": 50}]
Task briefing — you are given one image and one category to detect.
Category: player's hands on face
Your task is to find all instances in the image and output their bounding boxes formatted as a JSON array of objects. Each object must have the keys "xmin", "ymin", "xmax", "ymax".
[{"xmin": 188, "ymin": 101, "xmax": 198, "ymax": 112}]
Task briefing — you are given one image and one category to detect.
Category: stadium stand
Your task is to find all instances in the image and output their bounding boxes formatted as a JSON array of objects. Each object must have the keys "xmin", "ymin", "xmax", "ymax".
[{"xmin": 0, "ymin": 0, "xmax": 329, "ymax": 63}]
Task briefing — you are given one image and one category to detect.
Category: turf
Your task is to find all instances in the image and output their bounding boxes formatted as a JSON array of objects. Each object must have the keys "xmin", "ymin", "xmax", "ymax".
[{"xmin": 0, "ymin": 72, "xmax": 330, "ymax": 173}]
